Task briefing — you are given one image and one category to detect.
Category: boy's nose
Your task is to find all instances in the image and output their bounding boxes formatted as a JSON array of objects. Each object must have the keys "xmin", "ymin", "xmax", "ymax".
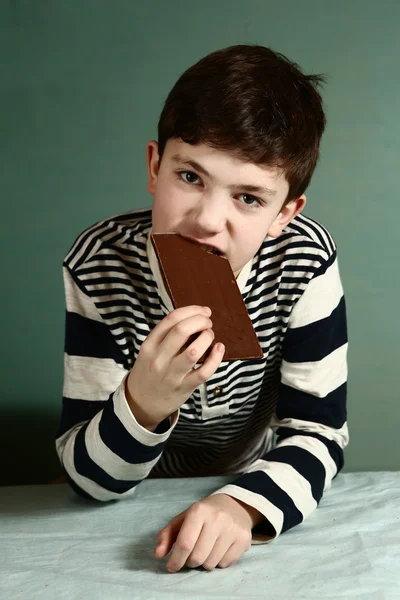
[{"xmin": 191, "ymin": 198, "xmax": 226, "ymax": 235}]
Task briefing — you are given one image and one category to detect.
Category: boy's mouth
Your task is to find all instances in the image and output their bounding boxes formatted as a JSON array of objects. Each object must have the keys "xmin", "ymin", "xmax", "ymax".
[
  {"xmin": 179, "ymin": 234, "xmax": 224, "ymax": 256},
  {"xmin": 198, "ymin": 243, "xmax": 223, "ymax": 256}
]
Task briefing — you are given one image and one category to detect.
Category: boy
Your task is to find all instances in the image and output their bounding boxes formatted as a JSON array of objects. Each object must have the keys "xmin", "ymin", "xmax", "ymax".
[{"xmin": 56, "ymin": 44, "xmax": 348, "ymax": 573}]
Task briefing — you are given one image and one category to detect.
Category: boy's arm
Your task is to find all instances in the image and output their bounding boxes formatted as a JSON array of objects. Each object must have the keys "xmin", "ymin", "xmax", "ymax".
[
  {"xmin": 209, "ymin": 251, "xmax": 348, "ymax": 542},
  {"xmin": 56, "ymin": 266, "xmax": 179, "ymax": 501}
]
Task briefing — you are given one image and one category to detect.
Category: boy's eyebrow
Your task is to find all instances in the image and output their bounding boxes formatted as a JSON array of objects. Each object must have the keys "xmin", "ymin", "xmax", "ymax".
[{"xmin": 171, "ymin": 153, "xmax": 277, "ymax": 197}]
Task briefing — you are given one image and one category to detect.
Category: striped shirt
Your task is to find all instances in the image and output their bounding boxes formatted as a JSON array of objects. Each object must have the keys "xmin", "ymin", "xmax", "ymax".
[{"xmin": 56, "ymin": 207, "xmax": 349, "ymax": 543}]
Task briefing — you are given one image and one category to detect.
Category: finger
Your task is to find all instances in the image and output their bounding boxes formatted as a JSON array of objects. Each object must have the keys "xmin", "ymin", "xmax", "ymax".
[
  {"xmin": 216, "ymin": 540, "xmax": 245, "ymax": 569},
  {"xmin": 183, "ymin": 342, "xmax": 225, "ymax": 387},
  {"xmin": 158, "ymin": 315, "xmax": 213, "ymax": 370},
  {"xmin": 166, "ymin": 514, "xmax": 204, "ymax": 573},
  {"xmin": 154, "ymin": 514, "xmax": 185, "ymax": 558},
  {"xmin": 184, "ymin": 521, "xmax": 224, "ymax": 570},
  {"xmin": 174, "ymin": 327, "xmax": 216, "ymax": 376},
  {"xmin": 147, "ymin": 306, "xmax": 211, "ymax": 348},
  {"xmin": 154, "ymin": 527, "xmax": 175, "ymax": 558}
]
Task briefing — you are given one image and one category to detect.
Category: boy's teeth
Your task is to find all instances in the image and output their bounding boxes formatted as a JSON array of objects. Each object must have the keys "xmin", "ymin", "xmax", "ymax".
[{"xmin": 201, "ymin": 244, "xmax": 221, "ymax": 255}]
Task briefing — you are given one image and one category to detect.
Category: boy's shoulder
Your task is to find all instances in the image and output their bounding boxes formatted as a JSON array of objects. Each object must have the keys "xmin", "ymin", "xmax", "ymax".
[
  {"xmin": 64, "ymin": 207, "xmax": 152, "ymax": 272},
  {"xmin": 278, "ymin": 212, "xmax": 337, "ymax": 259}
]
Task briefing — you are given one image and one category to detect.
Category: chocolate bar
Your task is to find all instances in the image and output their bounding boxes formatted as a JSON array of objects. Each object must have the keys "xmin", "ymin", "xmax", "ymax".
[{"xmin": 151, "ymin": 233, "xmax": 263, "ymax": 362}]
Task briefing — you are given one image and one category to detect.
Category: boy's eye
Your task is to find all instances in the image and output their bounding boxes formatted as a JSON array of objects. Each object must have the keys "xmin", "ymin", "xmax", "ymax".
[
  {"xmin": 239, "ymin": 194, "xmax": 262, "ymax": 207},
  {"xmin": 177, "ymin": 170, "xmax": 262, "ymax": 208},
  {"xmin": 178, "ymin": 170, "xmax": 201, "ymax": 184}
]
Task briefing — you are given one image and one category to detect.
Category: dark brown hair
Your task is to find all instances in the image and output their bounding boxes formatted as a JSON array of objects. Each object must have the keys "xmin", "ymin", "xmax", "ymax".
[{"xmin": 157, "ymin": 44, "xmax": 327, "ymax": 205}]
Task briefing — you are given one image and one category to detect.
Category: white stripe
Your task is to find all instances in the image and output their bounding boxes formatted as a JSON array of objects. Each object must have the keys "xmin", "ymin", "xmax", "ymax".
[
  {"xmin": 281, "ymin": 344, "xmax": 348, "ymax": 398},
  {"xmin": 63, "ymin": 354, "xmax": 127, "ymax": 400},
  {"xmin": 304, "ymin": 215, "xmax": 335, "ymax": 254},
  {"xmin": 69, "ymin": 222, "xmax": 133, "ymax": 271},
  {"xmin": 295, "ymin": 215, "xmax": 333, "ymax": 253},
  {"xmin": 85, "ymin": 411, "xmax": 162, "ymax": 480},
  {"xmin": 67, "ymin": 222, "xmax": 110, "ymax": 270},
  {"xmin": 275, "ymin": 434, "xmax": 337, "ymax": 490},
  {"xmin": 270, "ymin": 415, "xmax": 349, "ymax": 449},
  {"xmin": 243, "ymin": 458, "xmax": 317, "ymax": 518},
  {"xmin": 65, "ymin": 220, "xmax": 106, "ymax": 266},
  {"xmin": 80, "ymin": 272, "xmax": 132, "ymax": 283},
  {"xmin": 210, "ymin": 484, "xmax": 283, "ymax": 540},
  {"xmin": 86, "ymin": 281, "xmax": 137, "ymax": 293},
  {"xmin": 63, "ymin": 267, "xmax": 103, "ymax": 322},
  {"xmin": 62, "ymin": 427, "xmax": 137, "ymax": 501},
  {"xmin": 288, "ymin": 259, "xmax": 343, "ymax": 328},
  {"xmin": 55, "ymin": 422, "xmax": 86, "ymax": 460},
  {"xmin": 76, "ymin": 257, "xmax": 144, "ymax": 271}
]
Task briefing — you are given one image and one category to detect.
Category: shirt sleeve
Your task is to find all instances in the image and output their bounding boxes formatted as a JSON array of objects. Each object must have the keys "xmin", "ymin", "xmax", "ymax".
[
  {"xmin": 55, "ymin": 265, "xmax": 179, "ymax": 502},
  {"xmin": 209, "ymin": 251, "xmax": 349, "ymax": 543}
]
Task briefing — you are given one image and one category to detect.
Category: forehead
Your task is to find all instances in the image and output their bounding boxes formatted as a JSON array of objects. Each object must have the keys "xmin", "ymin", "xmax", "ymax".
[{"xmin": 164, "ymin": 138, "xmax": 289, "ymax": 196}]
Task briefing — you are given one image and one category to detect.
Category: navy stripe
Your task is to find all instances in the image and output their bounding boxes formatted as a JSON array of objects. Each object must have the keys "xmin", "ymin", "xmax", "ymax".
[
  {"xmin": 79, "ymin": 275, "xmax": 136, "ymax": 287},
  {"xmin": 65, "ymin": 208, "xmax": 150, "ymax": 267},
  {"xmin": 263, "ymin": 445, "xmax": 326, "ymax": 503},
  {"xmin": 73, "ymin": 422, "xmax": 142, "ymax": 494},
  {"xmin": 296, "ymin": 215, "xmax": 330, "ymax": 252},
  {"xmin": 283, "ymin": 296, "xmax": 347, "ymax": 363},
  {"xmin": 76, "ymin": 224, "xmax": 128, "ymax": 267},
  {"xmin": 65, "ymin": 311, "xmax": 127, "ymax": 362},
  {"xmin": 275, "ymin": 427, "xmax": 344, "ymax": 474},
  {"xmin": 291, "ymin": 215, "xmax": 334, "ymax": 255},
  {"xmin": 277, "ymin": 382, "xmax": 347, "ymax": 429},
  {"xmin": 312, "ymin": 251, "xmax": 337, "ymax": 278},
  {"xmin": 56, "ymin": 397, "xmax": 108, "ymax": 438},
  {"xmin": 66, "ymin": 220, "xmax": 123, "ymax": 269},
  {"xmin": 65, "ymin": 471, "xmax": 98, "ymax": 501},
  {"xmin": 98, "ymin": 395, "xmax": 168, "ymax": 464},
  {"xmin": 232, "ymin": 470, "xmax": 303, "ymax": 533},
  {"xmin": 78, "ymin": 264, "xmax": 138, "ymax": 276},
  {"xmin": 65, "ymin": 220, "xmax": 111, "ymax": 267},
  {"xmin": 261, "ymin": 232, "xmax": 312, "ymax": 251},
  {"xmin": 97, "ymin": 243, "xmax": 149, "ymax": 259},
  {"xmin": 85, "ymin": 256, "xmax": 154, "ymax": 278}
]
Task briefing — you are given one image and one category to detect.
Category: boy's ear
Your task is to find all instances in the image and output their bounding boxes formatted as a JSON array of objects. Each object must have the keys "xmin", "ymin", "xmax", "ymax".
[
  {"xmin": 146, "ymin": 140, "xmax": 160, "ymax": 194},
  {"xmin": 268, "ymin": 195, "xmax": 307, "ymax": 238}
]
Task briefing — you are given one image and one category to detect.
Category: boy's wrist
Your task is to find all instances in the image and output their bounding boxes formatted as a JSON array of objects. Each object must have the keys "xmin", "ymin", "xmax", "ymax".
[
  {"xmin": 124, "ymin": 375, "xmax": 160, "ymax": 432},
  {"xmin": 229, "ymin": 496, "xmax": 265, "ymax": 528}
]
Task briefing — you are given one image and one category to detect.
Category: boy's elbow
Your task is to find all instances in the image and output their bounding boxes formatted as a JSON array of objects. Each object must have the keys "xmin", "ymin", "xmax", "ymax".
[{"xmin": 64, "ymin": 472, "xmax": 116, "ymax": 503}]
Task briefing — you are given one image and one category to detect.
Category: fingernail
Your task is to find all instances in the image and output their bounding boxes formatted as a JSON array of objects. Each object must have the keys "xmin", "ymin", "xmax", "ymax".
[
  {"xmin": 167, "ymin": 566, "xmax": 177, "ymax": 573},
  {"xmin": 203, "ymin": 306, "xmax": 211, "ymax": 315}
]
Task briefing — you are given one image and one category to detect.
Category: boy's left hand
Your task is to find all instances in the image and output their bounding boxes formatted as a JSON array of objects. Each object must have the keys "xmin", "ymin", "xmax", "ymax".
[{"xmin": 154, "ymin": 493, "xmax": 263, "ymax": 573}]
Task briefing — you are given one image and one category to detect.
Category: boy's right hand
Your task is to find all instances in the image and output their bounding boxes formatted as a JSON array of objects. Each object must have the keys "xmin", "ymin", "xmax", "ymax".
[{"xmin": 125, "ymin": 305, "xmax": 225, "ymax": 431}]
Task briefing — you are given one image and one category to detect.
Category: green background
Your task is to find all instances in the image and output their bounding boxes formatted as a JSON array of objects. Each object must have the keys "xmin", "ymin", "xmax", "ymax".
[{"xmin": 1, "ymin": 0, "xmax": 399, "ymax": 485}]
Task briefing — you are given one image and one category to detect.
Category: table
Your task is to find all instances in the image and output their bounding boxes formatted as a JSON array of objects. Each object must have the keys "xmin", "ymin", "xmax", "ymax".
[{"xmin": 1, "ymin": 472, "xmax": 399, "ymax": 599}]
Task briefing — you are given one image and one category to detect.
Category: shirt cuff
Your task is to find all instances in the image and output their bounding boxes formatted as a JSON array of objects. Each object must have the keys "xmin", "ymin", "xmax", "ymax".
[
  {"xmin": 113, "ymin": 373, "xmax": 179, "ymax": 446},
  {"xmin": 209, "ymin": 484, "xmax": 280, "ymax": 544}
]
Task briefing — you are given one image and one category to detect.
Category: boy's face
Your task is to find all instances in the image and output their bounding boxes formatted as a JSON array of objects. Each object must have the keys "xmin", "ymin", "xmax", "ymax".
[{"xmin": 147, "ymin": 139, "xmax": 306, "ymax": 277}]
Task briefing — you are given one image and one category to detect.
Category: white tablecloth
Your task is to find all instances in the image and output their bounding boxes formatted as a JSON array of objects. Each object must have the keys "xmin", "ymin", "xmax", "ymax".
[{"xmin": 1, "ymin": 472, "xmax": 399, "ymax": 599}]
